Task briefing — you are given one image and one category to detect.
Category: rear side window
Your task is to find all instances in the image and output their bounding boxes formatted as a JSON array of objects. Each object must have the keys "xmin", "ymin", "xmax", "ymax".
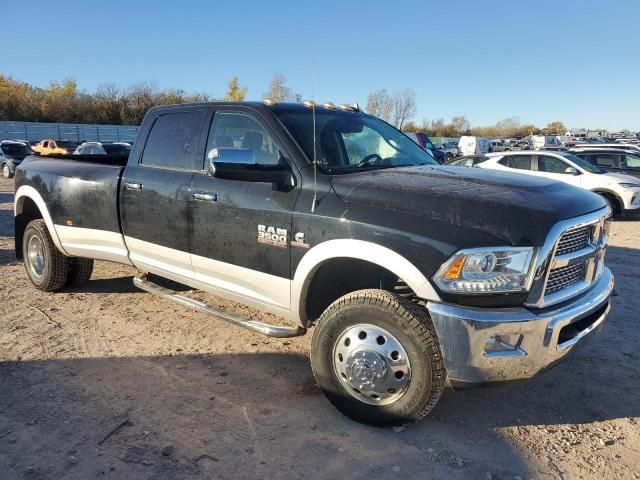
[
  {"xmin": 537, "ymin": 155, "xmax": 569, "ymax": 174},
  {"xmin": 499, "ymin": 155, "xmax": 532, "ymax": 170},
  {"xmin": 141, "ymin": 111, "xmax": 204, "ymax": 169},
  {"xmin": 592, "ymin": 154, "xmax": 618, "ymax": 168}
]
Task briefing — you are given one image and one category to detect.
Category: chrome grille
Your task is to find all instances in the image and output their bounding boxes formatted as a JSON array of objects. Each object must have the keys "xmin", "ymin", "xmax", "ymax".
[
  {"xmin": 526, "ymin": 209, "xmax": 610, "ymax": 308},
  {"xmin": 555, "ymin": 226, "xmax": 592, "ymax": 256},
  {"xmin": 545, "ymin": 263, "xmax": 586, "ymax": 295}
]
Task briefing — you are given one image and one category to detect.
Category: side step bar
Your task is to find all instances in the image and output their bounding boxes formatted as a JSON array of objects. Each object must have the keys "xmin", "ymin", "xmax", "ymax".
[{"xmin": 133, "ymin": 274, "xmax": 306, "ymax": 338}]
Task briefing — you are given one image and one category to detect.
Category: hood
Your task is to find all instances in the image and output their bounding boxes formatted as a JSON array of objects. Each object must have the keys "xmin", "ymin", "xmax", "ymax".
[
  {"xmin": 602, "ymin": 171, "xmax": 640, "ymax": 184},
  {"xmin": 331, "ymin": 165, "xmax": 606, "ymax": 246}
]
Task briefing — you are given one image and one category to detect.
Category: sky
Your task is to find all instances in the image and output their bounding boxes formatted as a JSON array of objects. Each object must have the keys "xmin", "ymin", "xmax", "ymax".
[{"xmin": 2, "ymin": 0, "xmax": 639, "ymax": 131}]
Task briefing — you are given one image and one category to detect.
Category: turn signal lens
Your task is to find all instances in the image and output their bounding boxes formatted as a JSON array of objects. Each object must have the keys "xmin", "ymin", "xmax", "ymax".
[{"xmin": 443, "ymin": 255, "xmax": 466, "ymax": 279}]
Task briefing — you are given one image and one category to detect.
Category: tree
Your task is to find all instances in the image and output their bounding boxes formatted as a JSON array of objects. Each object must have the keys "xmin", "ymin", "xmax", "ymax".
[
  {"xmin": 263, "ymin": 73, "xmax": 292, "ymax": 102},
  {"xmin": 366, "ymin": 89, "xmax": 393, "ymax": 122},
  {"xmin": 542, "ymin": 121, "xmax": 567, "ymax": 135},
  {"xmin": 390, "ymin": 88, "xmax": 416, "ymax": 129},
  {"xmin": 224, "ymin": 76, "xmax": 247, "ymax": 101},
  {"xmin": 450, "ymin": 115, "xmax": 470, "ymax": 136}
]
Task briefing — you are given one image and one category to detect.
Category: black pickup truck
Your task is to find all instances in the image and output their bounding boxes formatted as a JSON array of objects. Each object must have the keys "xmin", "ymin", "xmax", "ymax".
[{"xmin": 14, "ymin": 101, "xmax": 614, "ymax": 426}]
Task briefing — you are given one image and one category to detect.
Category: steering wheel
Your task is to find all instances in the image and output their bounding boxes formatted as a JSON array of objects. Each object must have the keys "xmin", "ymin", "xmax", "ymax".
[{"xmin": 357, "ymin": 153, "xmax": 383, "ymax": 168}]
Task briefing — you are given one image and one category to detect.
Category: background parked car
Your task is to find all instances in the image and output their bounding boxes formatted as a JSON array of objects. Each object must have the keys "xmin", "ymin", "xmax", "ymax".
[
  {"xmin": 1, "ymin": 140, "xmax": 34, "ymax": 178},
  {"xmin": 478, "ymin": 150, "xmax": 640, "ymax": 215},
  {"xmin": 489, "ymin": 140, "xmax": 511, "ymax": 152},
  {"xmin": 437, "ymin": 141, "xmax": 459, "ymax": 160},
  {"xmin": 445, "ymin": 155, "xmax": 488, "ymax": 167},
  {"xmin": 73, "ymin": 141, "xmax": 132, "ymax": 156},
  {"xmin": 570, "ymin": 148, "xmax": 640, "ymax": 179},
  {"xmin": 458, "ymin": 136, "xmax": 490, "ymax": 156},
  {"xmin": 572, "ymin": 143, "xmax": 640, "ymax": 154},
  {"xmin": 31, "ymin": 139, "xmax": 79, "ymax": 155},
  {"xmin": 404, "ymin": 132, "xmax": 445, "ymax": 162}
]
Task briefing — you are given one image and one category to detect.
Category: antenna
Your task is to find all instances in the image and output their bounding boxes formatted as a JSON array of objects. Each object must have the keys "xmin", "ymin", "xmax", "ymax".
[{"xmin": 310, "ymin": 62, "xmax": 318, "ymax": 213}]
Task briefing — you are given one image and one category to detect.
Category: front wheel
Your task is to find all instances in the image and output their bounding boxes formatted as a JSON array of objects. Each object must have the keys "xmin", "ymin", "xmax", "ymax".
[{"xmin": 311, "ymin": 289, "xmax": 446, "ymax": 426}]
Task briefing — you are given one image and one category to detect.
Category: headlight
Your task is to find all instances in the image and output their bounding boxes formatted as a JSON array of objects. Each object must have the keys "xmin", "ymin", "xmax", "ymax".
[
  {"xmin": 433, "ymin": 247, "xmax": 535, "ymax": 294},
  {"xmin": 619, "ymin": 182, "xmax": 640, "ymax": 188}
]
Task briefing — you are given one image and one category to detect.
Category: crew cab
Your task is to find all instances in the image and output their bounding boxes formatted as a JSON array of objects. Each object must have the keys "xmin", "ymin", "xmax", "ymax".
[
  {"xmin": 479, "ymin": 150, "xmax": 640, "ymax": 215},
  {"xmin": 14, "ymin": 102, "xmax": 614, "ymax": 426}
]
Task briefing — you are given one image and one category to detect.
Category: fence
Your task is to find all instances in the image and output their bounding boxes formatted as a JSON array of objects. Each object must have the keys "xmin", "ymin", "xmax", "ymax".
[{"xmin": 0, "ymin": 121, "xmax": 139, "ymax": 143}]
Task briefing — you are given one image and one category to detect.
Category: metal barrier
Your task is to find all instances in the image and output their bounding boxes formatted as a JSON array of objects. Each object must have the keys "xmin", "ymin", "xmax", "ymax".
[{"xmin": 0, "ymin": 121, "xmax": 139, "ymax": 143}]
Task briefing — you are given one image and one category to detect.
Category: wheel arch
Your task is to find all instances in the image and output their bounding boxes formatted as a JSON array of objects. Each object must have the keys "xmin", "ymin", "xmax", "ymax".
[
  {"xmin": 591, "ymin": 188, "xmax": 623, "ymax": 214},
  {"xmin": 292, "ymin": 239, "xmax": 441, "ymax": 327},
  {"xmin": 14, "ymin": 185, "xmax": 67, "ymax": 258}
]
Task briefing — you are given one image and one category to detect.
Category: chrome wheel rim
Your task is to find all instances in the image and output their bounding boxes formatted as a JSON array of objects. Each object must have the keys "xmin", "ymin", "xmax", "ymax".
[
  {"xmin": 333, "ymin": 323, "xmax": 411, "ymax": 406},
  {"xmin": 27, "ymin": 234, "xmax": 45, "ymax": 279},
  {"xmin": 2, "ymin": 165, "xmax": 8, "ymax": 177}
]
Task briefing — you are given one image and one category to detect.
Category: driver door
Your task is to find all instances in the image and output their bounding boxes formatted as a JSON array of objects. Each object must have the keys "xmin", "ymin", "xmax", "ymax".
[{"xmin": 188, "ymin": 107, "xmax": 301, "ymax": 315}]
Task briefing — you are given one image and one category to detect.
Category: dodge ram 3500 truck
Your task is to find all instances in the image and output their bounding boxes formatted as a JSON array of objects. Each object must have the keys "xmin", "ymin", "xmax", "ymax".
[{"xmin": 14, "ymin": 101, "xmax": 614, "ymax": 426}]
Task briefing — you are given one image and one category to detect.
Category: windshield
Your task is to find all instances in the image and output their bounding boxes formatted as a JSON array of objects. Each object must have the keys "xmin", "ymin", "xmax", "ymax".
[
  {"xmin": 103, "ymin": 144, "xmax": 131, "ymax": 155},
  {"xmin": 57, "ymin": 141, "xmax": 79, "ymax": 148},
  {"xmin": 1, "ymin": 143, "xmax": 33, "ymax": 156},
  {"xmin": 274, "ymin": 110, "xmax": 438, "ymax": 174},
  {"xmin": 561, "ymin": 152, "xmax": 605, "ymax": 174}
]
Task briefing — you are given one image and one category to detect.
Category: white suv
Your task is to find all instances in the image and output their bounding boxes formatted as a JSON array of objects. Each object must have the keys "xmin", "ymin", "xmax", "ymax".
[{"xmin": 478, "ymin": 150, "xmax": 640, "ymax": 214}]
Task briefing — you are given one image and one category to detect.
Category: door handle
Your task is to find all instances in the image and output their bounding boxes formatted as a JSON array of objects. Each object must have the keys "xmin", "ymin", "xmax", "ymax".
[
  {"xmin": 192, "ymin": 192, "xmax": 218, "ymax": 202},
  {"xmin": 123, "ymin": 181, "xmax": 143, "ymax": 191}
]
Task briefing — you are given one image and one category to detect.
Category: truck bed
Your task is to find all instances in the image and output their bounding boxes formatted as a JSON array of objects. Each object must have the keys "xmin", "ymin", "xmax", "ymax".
[{"xmin": 15, "ymin": 155, "xmax": 129, "ymax": 263}]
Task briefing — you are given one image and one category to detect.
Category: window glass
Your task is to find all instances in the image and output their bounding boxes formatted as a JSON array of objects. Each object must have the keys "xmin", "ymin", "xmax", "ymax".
[
  {"xmin": 274, "ymin": 109, "xmax": 437, "ymax": 173},
  {"xmin": 206, "ymin": 112, "xmax": 280, "ymax": 165},
  {"xmin": 141, "ymin": 111, "xmax": 204, "ymax": 169},
  {"xmin": 499, "ymin": 155, "xmax": 532, "ymax": 170},
  {"xmin": 538, "ymin": 155, "xmax": 569, "ymax": 174},
  {"xmin": 623, "ymin": 154, "xmax": 640, "ymax": 168},
  {"xmin": 592, "ymin": 154, "xmax": 617, "ymax": 168}
]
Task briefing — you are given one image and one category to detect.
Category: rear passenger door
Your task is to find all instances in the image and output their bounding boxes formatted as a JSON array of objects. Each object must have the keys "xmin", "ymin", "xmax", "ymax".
[
  {"xmin": 188, "ymin": 107, "xmax": 300, "ymax": 314},
  {"xmin": 121, "ymin": 107, "xmax": 208, "ymax": 280}
]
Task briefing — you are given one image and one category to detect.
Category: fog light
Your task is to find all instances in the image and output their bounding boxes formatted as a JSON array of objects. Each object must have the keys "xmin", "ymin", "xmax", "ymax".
[{"xmin": 484, "ymin": 334, "xmax": 525, "ymax": 357}]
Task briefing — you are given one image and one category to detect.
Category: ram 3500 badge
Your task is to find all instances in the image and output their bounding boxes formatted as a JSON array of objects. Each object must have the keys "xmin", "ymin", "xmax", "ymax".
[{"xmin": 14, "ymin": 101, "xmax": 613, "ymax": 426}]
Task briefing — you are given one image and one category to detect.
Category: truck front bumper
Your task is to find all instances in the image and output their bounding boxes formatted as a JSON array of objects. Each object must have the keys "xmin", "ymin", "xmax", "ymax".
[{"xmin": 427, "ymin": 267, "xmax": 614, "ymax": 386}]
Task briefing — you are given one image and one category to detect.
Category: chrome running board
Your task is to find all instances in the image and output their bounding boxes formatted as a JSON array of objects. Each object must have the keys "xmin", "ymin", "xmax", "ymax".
[{"xmin": 133, "ymin": 274, "xmax": 306, "ymax": 338}]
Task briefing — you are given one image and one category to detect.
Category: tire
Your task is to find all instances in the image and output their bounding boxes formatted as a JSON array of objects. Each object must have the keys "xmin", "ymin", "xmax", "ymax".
[
  {"xmin": 311, "ymin": 289, "xmax": 445, "ymax": 426},
  {"xmin": 2, "ymin": 163, "xmax": 11, "ymax": 179},
  {"xmin": 22, "ymin": 219, "xmax": 69, "ymax": 291},
  {"xmin": 66, "ymin": 257, "xmax": 94, "ymax": 287},
  {"xmin": 599, "ymin": 193, "xmax": 620, "ymax": 216}
]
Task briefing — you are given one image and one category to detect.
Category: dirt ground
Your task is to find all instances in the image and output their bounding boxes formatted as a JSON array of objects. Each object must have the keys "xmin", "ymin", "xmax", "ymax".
[{"xmin": 0, "ymin": 176, "xmax": 638, "ymax": 480}]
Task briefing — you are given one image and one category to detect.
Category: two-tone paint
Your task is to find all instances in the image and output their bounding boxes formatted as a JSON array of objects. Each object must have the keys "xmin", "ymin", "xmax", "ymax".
[{"xmin": 15, "ymin": 102, "xmax": 608, "ymax": 331}]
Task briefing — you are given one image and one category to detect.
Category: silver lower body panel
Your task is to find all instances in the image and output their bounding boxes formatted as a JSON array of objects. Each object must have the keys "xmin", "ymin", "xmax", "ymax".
[{"xmin": 427, "ymin": 268, "xmax": 614, "ymax": 385}]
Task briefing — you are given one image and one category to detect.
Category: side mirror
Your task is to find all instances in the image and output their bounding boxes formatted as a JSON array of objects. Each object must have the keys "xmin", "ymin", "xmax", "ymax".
[
  {"xmin": 207, "ymin": 147, "xmax": 290, "ymax": 185},
  {"xmin": 565, "ymin": 167, "xmax": 580, "ymax": 175}
]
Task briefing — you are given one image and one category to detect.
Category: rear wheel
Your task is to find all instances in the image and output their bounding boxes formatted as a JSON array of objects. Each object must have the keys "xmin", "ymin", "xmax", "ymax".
[
  {"xmin": 66, "ymin": 258, "xmax": 94, "ymax": 287},
  {"xmin": 2, "ymin": 163, "xmax": 11, "ymax": 178},
  {"xmin": 23, "ymin": 219, "xmax": 69, "ymax": 291},
  {"xmin": 311, "ymin": 289, "xmax": 445, "ymax": 426}
]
